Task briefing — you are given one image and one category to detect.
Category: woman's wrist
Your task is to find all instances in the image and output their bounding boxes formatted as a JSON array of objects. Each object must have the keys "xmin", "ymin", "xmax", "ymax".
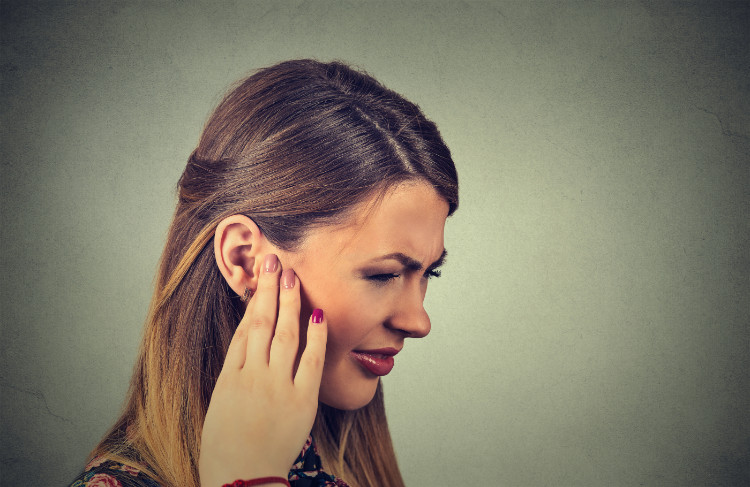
[{"xmin": 222, "ymin": 477, "xmax": 291, "ymax": 487}]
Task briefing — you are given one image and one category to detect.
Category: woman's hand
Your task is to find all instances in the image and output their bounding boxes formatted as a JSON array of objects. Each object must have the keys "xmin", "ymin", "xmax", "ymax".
[{"xmin": 199, "ymin": 254, "xmax": 327, "ymax": 487}]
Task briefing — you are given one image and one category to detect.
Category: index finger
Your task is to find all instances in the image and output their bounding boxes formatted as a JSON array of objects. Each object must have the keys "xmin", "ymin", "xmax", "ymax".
[{"xmin": 242, "ymin": 253, "xmax": 281, "ymax": 371}]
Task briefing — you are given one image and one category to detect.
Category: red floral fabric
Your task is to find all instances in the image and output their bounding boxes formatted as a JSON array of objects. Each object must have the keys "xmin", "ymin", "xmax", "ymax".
[{"xmin": 69, "ymin": 435, "xmax": 349, "ymax": 487}]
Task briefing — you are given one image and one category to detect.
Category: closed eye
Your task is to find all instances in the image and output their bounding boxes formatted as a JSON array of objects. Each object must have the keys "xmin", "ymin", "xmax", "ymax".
[{"xmin": 366, "ymin": 273, "xmax": 401, "ymax": 283}]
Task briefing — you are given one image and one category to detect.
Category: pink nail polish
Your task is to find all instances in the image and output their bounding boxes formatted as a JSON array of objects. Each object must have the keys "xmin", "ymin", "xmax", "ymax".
[
  {"xmin": 281, "ymin": 269, "xmax": 295, "ymax": 289},
  {"xmin": 264, "ymin": 254, "xmax": 278, "ymax": 273},
  {"xmin": 311, "ymin": 308, "xmax": 324, "ymax": 324}
]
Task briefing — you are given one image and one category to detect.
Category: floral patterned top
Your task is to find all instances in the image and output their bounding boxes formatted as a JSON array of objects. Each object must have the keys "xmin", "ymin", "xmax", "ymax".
[{"xmin": 69, "ymin": 435, "xmax": 349, "ymax": 487}]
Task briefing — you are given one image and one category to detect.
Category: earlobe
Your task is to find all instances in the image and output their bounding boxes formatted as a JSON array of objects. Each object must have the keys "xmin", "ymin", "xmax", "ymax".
[
  {"xmin": 213, "ymin": 215, "xmax": 265, "ymax": 298},
  {"xmin": 239, "ymin": 287, "xmax": 254, "ymax": 302}
]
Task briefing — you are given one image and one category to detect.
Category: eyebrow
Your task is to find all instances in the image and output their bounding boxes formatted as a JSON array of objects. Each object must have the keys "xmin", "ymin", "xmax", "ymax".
[{"xmin": 371, "ymin": 249, "xmax": 448, "ymax": 272}]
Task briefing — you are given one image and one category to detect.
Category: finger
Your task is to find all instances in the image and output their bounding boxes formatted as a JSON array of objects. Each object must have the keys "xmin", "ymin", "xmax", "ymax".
[
  {"xmin": 243, "ymin": 253, "xmax": 281, "ymax": 370},
  {"xmin": 294, "ymin": 308, "xmax": 327, "ymax": 397},
  {"xmin": 222, "ymin": 318, "xmax": 250, "ymax": 370},
  {"xmin": 269, "ymin": 268, "xmax": 301, "ymax": 376}
]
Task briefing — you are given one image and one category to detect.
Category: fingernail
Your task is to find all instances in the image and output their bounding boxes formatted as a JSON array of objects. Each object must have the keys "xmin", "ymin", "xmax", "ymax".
[
  {"xmin": 264, "ymin": 254, "xmax": 278, "ymax": 273},
  {"xmin": 281, "ymin": 269, "xmax": 295, "ymax": 289},
  {"xmin": 311, "ymin": 308, "xmax": 324, "ymax": 324}
]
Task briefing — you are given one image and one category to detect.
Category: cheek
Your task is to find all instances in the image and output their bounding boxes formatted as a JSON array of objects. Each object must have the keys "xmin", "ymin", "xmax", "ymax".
[
  {"xmin": 295, "ymin": 263, "xmax": 389, "ymax": 353},
  {"xmin": 313, "ymin": 287, "xmax": 388, "ymax": 355},
  {"xmin": 325, "ymin": 293, "xmax": 378, "ymax": 352}
]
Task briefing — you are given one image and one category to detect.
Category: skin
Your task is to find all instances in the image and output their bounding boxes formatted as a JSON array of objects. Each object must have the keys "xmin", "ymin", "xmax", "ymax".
[
  {"xmin": 284, "ymin": 181, "xmax": 449, "ymax": 409},
  {"xmin": 201, "ymin": 181, "xmax": 449, "ymax": 486}
]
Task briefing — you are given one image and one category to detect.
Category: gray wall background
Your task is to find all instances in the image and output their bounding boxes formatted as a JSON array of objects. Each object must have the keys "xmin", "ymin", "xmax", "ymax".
[{"xmin": 1, "ymin": 1, "xmax": 748, "ymax": 486}]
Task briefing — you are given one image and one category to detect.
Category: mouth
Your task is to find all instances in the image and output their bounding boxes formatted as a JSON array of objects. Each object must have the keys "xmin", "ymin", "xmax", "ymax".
[{"xmin": 350, "ymin": 348, "xmax": 400, "ymax": 376}]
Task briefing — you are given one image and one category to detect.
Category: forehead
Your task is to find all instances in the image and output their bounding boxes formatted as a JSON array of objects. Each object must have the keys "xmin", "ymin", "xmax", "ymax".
[{"xmin": 302, "ymin": 182, "xmax": 449, "ymax": 262}]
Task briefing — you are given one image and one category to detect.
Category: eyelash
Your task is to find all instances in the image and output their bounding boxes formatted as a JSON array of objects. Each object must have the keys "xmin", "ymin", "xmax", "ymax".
[{"xmin": 366, "ymin": 269, "xmax": 441, "ymax": 283}]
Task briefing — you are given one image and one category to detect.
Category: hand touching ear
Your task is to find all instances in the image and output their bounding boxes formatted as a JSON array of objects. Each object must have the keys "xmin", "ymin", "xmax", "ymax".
[{"xmin": 199, "ymin": 254, "xmax": 327, "ymax": 487}]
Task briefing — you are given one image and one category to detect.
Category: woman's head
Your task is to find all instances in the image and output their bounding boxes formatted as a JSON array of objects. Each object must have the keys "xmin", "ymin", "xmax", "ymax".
[
  {"xmin": 178, "ymin": 59, "xmax": 457, "ymax": 250},
  {"xmin": 96, "ymin": 59, "xmax": 458, "ymax": 487},
  {"xmin": 182, "ymin": 59, "xmax": 459, "ymax": 408}
]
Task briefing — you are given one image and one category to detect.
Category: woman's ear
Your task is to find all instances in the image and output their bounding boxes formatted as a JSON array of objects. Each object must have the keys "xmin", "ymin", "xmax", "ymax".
[{"xmin": 214, "ymin": 215, "xmax": 268, "ymax": 298}]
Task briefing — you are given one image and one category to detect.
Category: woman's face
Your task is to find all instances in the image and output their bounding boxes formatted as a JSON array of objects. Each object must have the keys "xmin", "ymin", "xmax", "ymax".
[{"xmin": 279, "ymin": 181, "xmax": 450, "ymax": 410}]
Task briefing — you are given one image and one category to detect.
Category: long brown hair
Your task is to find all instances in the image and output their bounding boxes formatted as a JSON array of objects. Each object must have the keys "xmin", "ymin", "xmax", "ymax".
[{"xmin": 91, "ymin": 59, "xmax": 458, "ymax": 487}]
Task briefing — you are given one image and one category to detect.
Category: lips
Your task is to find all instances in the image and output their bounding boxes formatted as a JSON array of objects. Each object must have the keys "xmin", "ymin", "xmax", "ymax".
[{"xmin": 350, "ymin": 347, "xmax": 399, "ymax": 376}]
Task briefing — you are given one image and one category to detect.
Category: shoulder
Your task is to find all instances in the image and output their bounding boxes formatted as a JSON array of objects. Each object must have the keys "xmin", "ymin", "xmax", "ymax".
[{"xmin": 69, "ymin": 457, "xmax": 161, "ymax": 487}]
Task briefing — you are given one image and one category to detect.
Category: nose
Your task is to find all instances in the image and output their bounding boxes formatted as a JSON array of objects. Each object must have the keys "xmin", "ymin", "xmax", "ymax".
[{"xmin": 387, "ymin": 283, "xmax": 431, "ymax": 338}]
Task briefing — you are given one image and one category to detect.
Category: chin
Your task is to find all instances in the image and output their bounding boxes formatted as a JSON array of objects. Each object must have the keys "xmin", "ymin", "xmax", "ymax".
[{"xmin": 319, "ymin": 378, "xmax": 379, "ymax": 411}]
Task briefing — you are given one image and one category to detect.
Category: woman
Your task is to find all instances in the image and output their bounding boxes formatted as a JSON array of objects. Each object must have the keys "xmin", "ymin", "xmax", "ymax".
[{"xmin": 70, "ymin": 59, "xmax": 458, "ymax": 487}]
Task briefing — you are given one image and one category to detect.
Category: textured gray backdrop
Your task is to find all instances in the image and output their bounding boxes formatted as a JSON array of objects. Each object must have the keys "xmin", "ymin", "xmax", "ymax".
[{"xmin": 1, "ymin": 1, "xmax": 748, "ymax": 486}]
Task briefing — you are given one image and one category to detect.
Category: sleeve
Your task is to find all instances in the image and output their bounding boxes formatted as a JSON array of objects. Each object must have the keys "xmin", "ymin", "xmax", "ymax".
[{"xmin": 69, "ymin": 459, "xmax": 162, "ymax": 487}]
